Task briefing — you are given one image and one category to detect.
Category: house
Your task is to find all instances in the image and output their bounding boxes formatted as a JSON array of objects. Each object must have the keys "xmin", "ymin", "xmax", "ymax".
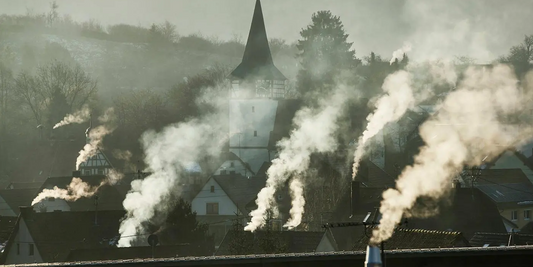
[
  {"xmin": 190, "ymin": 174, "xmax": 267, "ymax": 246},
  {"xmin": 0, "ymin": 207, "xmax": 125, "ymax": 264},
  {"xmin": 352, "ymin": 228, "xmax": 470, "ymax": 251},
  {"xmin": 0, "ymin": 188, "xmax": 39, "ymax": 216},
  {"xmin": 470, "ymin": 232, "xmax": 533, "ymax": 247},
  {"xmin": 32, "ymin": 175, "xmax": 124, "ymax": 213},
  {"xmin": 485, "ymin": 150, "xmax": 533, "ymax": 183},
  {"xmin": 471, "ymin": 168, "xmax": 533, "ymax": 230},
  {"xmin": 213, "ymin": 152, "xmax": 254, "ymax": 177},
  {"xmin": 215, "ymin": 230, "xmax": 337, "ymax": 255}
]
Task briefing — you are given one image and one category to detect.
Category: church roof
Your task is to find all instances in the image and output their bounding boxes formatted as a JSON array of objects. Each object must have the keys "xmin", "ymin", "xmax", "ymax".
[{"xmin": 229, "ymin": 0, "xmax": 286, "ymax": 81}]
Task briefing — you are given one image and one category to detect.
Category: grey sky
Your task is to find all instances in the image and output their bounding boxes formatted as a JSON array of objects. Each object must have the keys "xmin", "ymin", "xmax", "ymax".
[{"xmin": 1, "ymin": 0, "xmax": 532, "ymax": 62}]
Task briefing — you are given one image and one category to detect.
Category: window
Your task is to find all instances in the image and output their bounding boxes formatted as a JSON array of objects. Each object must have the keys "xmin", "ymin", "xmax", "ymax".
[
  {"xmin": 220, "ymin": 170, "xmax": 227, "ymax": 175},
  {"xmin": 254, "ymin": 131, "xmax": 257, "ymax": 137},
  {"xmin": 17, "ymin": 243, "xmax": 20, "ymax": 255},
  {"xmin": 29, "ymin": 244, "xmax": 34, "ymax": 256},
  {"xmin": 511, "ymin": 210, "xmax": 518, "ymax": 221},
  {"xmin": 230, "ymin": 162, "xmax": 234, "ymax": 167},
  {"xmin": 210, "ymin": 186, "xmax": 215, "ymax": 193},
  {"xmin": 525, "ymin": 210, "xmax": 531, "ymax": 220},
  {"xmin": 206, "ymin": 203, "xmax": 219, "ymax": 215},
  {"xmin": 252, "ymin": 106, "xmax": 255, "ymax": 113}
]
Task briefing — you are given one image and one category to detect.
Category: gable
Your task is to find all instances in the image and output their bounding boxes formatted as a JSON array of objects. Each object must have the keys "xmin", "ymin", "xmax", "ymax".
[
  {"xmin": 0, "ymin": 195, "xmax": 17, "ymax": 216},
  {"xmin": 4, "ymin": 217, "xmax": 43, "ymax": 264},
  {"xmin": 191, "ymin": 178, "xmax": 239, "ymax": 216},
  {"xmin": 489, "ymin": 151, "xmax": 533, "ymax": 184}
]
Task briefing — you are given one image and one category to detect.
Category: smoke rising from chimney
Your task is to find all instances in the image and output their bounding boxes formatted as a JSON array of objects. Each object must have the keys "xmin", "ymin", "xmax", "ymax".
[
  {"xmin": 245, "ymin": 86, "xmax": 352, "ymax": 232},
  {"xmin": 371, "ymin": 65, "xmax": 533, "ymax": 244},
  {"xmin": 352, "ymin": 56, "xmax": 458, "ymax": 180},
  {"xmin": 76, "ymin": 108, "xmax": 116, "ymax": 170},
  {"xmin": 31, "ymin": 177, "xmax": 105, "ymax": 206},
  {"xmin": 118, "ymin": 113, "xmax": 226, "ymax": 247},
  {"xmin": 53, "ymin": 105, "xmax": 91, "ymax": 129}
]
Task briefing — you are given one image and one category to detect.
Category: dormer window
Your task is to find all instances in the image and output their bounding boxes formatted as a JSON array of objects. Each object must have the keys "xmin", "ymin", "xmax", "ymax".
[
  {"xmin": 254, "ymin": 131, "xmax": 257, "ymax": 137},
  {"xmin": 210, "ymin": 185, "xmax": 215, "ymax": 193},
  {"xmin": 252, "ymin": 106, "xmax": 255, "ymax": 113},
  {"xmin": 230, "ymin": 162, "xmax": 234, "ymax": 167}
]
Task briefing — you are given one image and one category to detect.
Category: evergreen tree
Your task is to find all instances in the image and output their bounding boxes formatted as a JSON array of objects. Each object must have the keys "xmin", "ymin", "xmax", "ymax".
[{"xmin": 296, "ymin": 10, "xmax": 360, "ymax": 96}]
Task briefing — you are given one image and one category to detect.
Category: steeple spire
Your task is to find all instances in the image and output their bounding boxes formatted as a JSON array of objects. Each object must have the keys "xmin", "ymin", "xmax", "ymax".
[{"xmin": 230, "ymin": 0, "xmax": 286, "ymax": 81}]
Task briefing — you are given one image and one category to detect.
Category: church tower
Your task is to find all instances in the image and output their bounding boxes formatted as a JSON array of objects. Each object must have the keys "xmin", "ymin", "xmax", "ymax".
[
  {"xmin": 229, "ymin": 0, "xmax": 287, "ymax": 99},
  {"xmin": 227, "ymin": 0, "xmax": 287, "ymax": 173}
]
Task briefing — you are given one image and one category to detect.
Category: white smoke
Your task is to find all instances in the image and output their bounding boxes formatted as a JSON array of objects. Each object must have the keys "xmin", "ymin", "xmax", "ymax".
[
  {"xmin": 352, "ymin": 57, "xmax": 458, "ymax": 180},
  {"xmin": 118, "ymin": 113, "xmax": 226, "ymax": 247},
  {"xmin": 53, "ymin": 105, "xmax": 91, "ymax": 129},
  {"xmin": 245, "ymin": 86, "xmax": 352, "ymax": 232},
  {"xmin": 390, "ymin": 43, "xmax": 412, "ymax": 65},
  {"xmin": 372, "ymin": 65, "xmax": 533, "ymax": 244},
  {"xmin": 31, "ymin": 177, "xmax": 105, "ymax": 206},
  {"xmin": 76, "ymin": 108, "xmax": 116, "ymax": 170}
]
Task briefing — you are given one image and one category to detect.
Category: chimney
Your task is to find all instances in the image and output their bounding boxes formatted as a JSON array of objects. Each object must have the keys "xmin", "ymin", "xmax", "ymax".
[
  {"xmin": 351, "ymin": 180, "xmax": 360, "ymax": 217},
  {"xmin": 72, "ymin": 170, "xmax": 81, "ymax": 177},
  {"xmin": 365, "ymin": 245, "xmax": 383, "ymax": 267}
]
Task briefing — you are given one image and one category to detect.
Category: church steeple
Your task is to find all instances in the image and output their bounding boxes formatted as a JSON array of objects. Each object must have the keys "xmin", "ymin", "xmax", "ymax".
[{"xmin": 229, "ymin": 0, "xmax": 286, "ymax": 98}]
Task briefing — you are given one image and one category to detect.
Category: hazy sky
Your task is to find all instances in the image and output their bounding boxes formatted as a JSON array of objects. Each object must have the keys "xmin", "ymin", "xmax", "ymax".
[{"xmin": 1, "ymin": 0, "xmax": 532, "ymax": 62}]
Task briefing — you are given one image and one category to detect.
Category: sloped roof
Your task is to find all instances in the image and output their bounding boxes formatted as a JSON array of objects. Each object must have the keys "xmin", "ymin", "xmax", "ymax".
[
  {"xmin": 360, "ymin": 160, "xmax": 396, "ymax": 188},
  {"xmin": 216, "ymin": 230, "xmax": 326, "ymax": 255},
  {"xmin": 473, "ymin": 169, "xmax": 533, "ymax": 204},
  {"xmin": 78, "ymin": 149, "xmax": 114, "ymax": 169},
  {"xmin": 0, "ymin": 188, "xmax": 39, "ymax": 214},
  {"xmin": 470, "ymin": 232, "xmax": 533, "ymax": 247},
  {"xmin": 229, "ymin": 0, "xmax": 286, "ymax": 81},
  {"xmin": 66, "ymin": 245, "xmax": 199, "ymax": 261},
  {"xmin": 352, "ymin": 228, "xmax": 469, "ymax": 251},
  {"xmin": 408, "ymin": 188, "xmax": 507, "ymax": 239},
  {"xmin": 5, "ymin": 181, "xmax": 43, "ymax": 190},
  {"xmin": 6, "ymin": 208, "xmax": 125, "ymax": 263},
  {"xmin": 0, "ymin": 216, "xmax": 17, "ymax": 244},
  {"xmin": 213, "ymin": 174, "xmax": 266, "ymax": 214},
  {"xmin": 37, "ymin": 175, "xmax": 124, "ymax": 211},
  {"xmin": 521, "ymin": 221, "xmax": 533, "ymax": 234}
]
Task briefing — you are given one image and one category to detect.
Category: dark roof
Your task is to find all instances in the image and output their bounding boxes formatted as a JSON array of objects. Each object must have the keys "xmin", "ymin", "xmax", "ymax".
[
  {"xmin": 5, "ymin": 181, "xmax": 43, "ymax": 189},
  {"xmin": 470, "ymin": 232, "xmax": 533, "ymax": 247},
  {"xmin": 472, "ymin": 169, "xmax": 533, "ymax": 204},
  {"xmin": 0, "ymin": 188, "xmax": 39, "ymax": 214},
  {"xmin": 5, "ymin": 208, "xmax": 125, "ymax": 263},
  {"xmin": 0, "ymin": 216, "xmax": 17, "ymax": 244},
  {"xmin": 212, "ymin": 175, "xmax": 266, "ymax": 213},
  {"xmin": 229, "ymin": 0, "xmax": 286, "ymax": 81},
  {"xmin": 521, "ymin": 221, "xmax": 533, "ymax": 233},
  {"xmin": 66, "ymin": 245, "xmax": 197, "ymax": 261},
  {"xmin": 352, "ymin": 228, "xmax": 469, "ymax": 251},
  {"xmin": 408, "ymin": 187, "xmax": 507, "ymax": 239},
  {"xmin": 37, "ymin": 175, "xmax": 124, "ymax": 211},
  {"xmin": 216, "ymin": 230, "xmax": 326, "ymax": 255},
  {"xmin": 361, "ymin": 160, "xmax": 396, "ymax": 188}
]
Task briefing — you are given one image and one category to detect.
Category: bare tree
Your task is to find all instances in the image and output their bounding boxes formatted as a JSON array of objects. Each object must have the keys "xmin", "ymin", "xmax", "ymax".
[{"xmin": 46, "ymin": 1, "xmax": 59, "ymax": 27}]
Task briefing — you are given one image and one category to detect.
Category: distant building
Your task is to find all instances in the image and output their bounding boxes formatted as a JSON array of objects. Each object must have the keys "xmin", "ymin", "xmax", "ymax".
[
  {"xmin": 470, "ymin": 232, "xmax": 533, "ymax": 247},
  {"xmin": 0, "ymin": 208, "xmax": 125, "ymax": 264},
  {"xmin": 226, "ymin": 0, "xmax": 303, "ymax": 174}
]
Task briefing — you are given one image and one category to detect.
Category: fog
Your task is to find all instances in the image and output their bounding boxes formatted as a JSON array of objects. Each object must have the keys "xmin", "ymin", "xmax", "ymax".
[{"xmin": 1, "ymin": 0, "xmax": 532, "ymax": 61}]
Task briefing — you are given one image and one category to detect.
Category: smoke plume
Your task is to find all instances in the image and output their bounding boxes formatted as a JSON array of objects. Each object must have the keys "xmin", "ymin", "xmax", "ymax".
[
  {"xmin": 31, "ymin": 177, "xmax": 105, "ymax": 206},
  {"xmin": 118, "ymin": 113, "xmax": 226, "ymax": 247},
  {"xmin": 245, "ymin": 86, "xmax": 352, "ymax": 232},
  {"xmin": 372, "ymin": 65, "xmax": 533, "ymax": 244},
  {"xmin": 390, "ymin": 43, "xmax": 412, "ymax": 65},
  {"xmin": 53, "ymin": 105, "xmax": 91, "ymax": 129},
  {"xmin": 76, "ymin": 108, "xmax": 117, "ymax": 170}
]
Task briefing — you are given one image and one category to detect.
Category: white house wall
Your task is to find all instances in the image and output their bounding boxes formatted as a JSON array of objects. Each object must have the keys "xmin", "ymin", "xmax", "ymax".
[
  {"xmin": 5, "ymin": 218, "xmax": 43, "ymax": 264},
  {"xmin": 191, "ymin": 179, "xmax": 239, "ymax": 216},
  {"xmin": 316, "ymin": 233, "xmax": 336, "ymax": 252},
  {"xmin": 0, "ymin": 196, "xmax": 16, "ymax": 216}
]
